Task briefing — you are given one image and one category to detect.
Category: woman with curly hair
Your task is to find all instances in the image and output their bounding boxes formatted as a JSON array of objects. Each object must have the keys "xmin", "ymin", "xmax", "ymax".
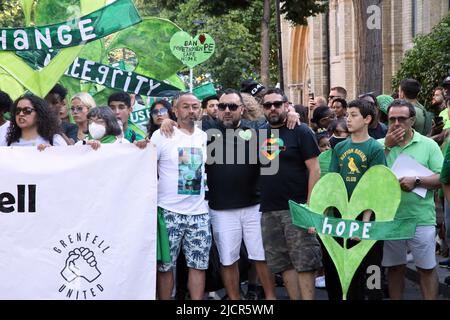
[{"xmin": 4, "ymin": 94, "xmax": 67, "ymax": 149}]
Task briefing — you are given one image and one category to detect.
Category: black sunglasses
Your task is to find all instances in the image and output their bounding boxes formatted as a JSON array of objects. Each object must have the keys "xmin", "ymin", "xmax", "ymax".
[
  {"xmin": 15, "ymin": 107, "xmax": 35, "ymax": 115},
  {"xmin": 218, "ymin": 103, "xmax": 240, "ymax": 111},
  {"xmin": 262, "ymin": 101, "xmax": 285, "ymax": 110}
]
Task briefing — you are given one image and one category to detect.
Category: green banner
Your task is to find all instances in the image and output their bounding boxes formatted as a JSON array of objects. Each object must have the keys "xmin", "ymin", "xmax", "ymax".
[
  {"xmin": 290, "ymin": 201, "xmax": 416, "ymax": 240},
  {"xmin": 0, "ymin": 0, "xmax": 141, "ymax": 51},
  {"xmin": 64, "ymin": 57, "xmax": 181, "ymax": 97}
]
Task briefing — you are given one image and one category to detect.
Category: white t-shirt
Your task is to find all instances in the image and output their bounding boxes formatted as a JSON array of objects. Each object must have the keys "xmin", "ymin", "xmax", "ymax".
[
  {"xmin": 151, "ymin": 126, "xmax": 208, "ymax": 215},
  {"xmin": 0, "ymin": 121, "xmax": 10, "ymax": 146},
  {"xmin": 8, "ymin": 134, "xmax": 68, "ymax": 147}
]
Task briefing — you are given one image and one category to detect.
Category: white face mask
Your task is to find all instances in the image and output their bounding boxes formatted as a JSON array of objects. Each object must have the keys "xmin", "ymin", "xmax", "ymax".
[{"xmin": 89, "ymin": 123, "xmax": 106, "ymax": 140}]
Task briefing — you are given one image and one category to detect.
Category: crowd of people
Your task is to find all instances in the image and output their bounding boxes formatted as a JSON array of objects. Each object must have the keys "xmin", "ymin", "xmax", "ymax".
[{"xmin": 1, "ymin": 75, "xmax": 450, "ymax": 300}]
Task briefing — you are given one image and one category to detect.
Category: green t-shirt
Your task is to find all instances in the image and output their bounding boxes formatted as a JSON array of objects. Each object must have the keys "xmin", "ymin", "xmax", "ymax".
[
  {"xmin": 439, "ymin": 108, "xmax": 450, "ymax": 130},
  {"xmin": 440, "ymin": 142, "xmax": 450, "ymax": 184},
  {"xmin": 319, "ymin": 149, "xmax": 332, "ymax": 178},
  {"xmin": 378, "ymin": 131, "xmax": 443, "ymax": 225},
  {"xmin": 329, "ymin": 137, "xmax": 386, "ymax": 198},
  {"xmin": 124, "ymin": 127, "xmax": 144, "ymax": 143},
  {"xmin": 412, "ymin": 102, "xmax": 433, "ymax": 136}
]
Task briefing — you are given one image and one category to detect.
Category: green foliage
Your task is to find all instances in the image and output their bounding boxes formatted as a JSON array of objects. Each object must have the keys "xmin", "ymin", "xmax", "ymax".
[
  {"xmin": 393, "ymin": 12, "xmax": 450, "ymax": 109},
  {"xmin": 0, "ymin": 0, "xmax": 26, "ymax": 28},
  {"xmin": 170, "ymin": 0, "xmax": 278, "ymax": 89},
  {"xmin": 281, "ymin": 0, "xmax": 329, "ymax": 25}
]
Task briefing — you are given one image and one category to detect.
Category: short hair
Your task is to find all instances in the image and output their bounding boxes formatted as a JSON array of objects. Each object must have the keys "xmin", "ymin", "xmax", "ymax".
[
  {"xmin": 400, "ymin": 79, "xmax": 421, "ymax": 100},
  {"xmin": 347, "ymin": 99, "xmax": 376, "ymax": 125},
  {"xmin": 331, "ymin": 98, "xmax": 348, "ymax": 109},
  {"xmin": 48, "ymin": 84, "xmax": 68, "ymax": 100},
  {"xmin": 386, "ymin": 99, "xmax": 416, "ymax": 118},
  {"xmin": 71, "ymin": 92, "xmax": 96, "ymax": 109},
  {"xmin": 108, "ymin": 91, "xmax": 131, "ymax": 108},
  {"xmin": 220, "ymin": 88, "xmax": 244, "ymax": 104},
  {"xmin": 263, "ymin": 88, "xmax": 288, "ymax": 102},
  {"xmin": 330, "ymin": 86, "xmax": 347, "ymax": 98},
  {"xmin": 175, "ymin": 92, "xmax": 200, "ymax": 108},
  {"xmin": 201, "ymin": 95, "xmax": 219, "ymax": 109},
  {"xmin": 0, "ymin": 90, "xmax": 13, "ymax": 113},
  {"xmin": 87, "ymin": 106, "xmax": 122, "ymax": 136}
]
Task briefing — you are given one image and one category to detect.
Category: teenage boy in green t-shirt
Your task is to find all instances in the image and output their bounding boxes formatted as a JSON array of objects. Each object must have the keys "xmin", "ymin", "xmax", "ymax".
[{"xmin": 325, "ymin": 99, "xmax": 386, "ymax": 300}]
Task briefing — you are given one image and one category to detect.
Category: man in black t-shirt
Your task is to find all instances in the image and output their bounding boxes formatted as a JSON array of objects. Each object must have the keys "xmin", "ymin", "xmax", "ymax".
[
  {"xmin": 259, "ymin": 88, "xmax": 322, "ymax": 300},
  {"xmin": 206, "ymin": 89, "xmax": 276, "ymax": 300}
]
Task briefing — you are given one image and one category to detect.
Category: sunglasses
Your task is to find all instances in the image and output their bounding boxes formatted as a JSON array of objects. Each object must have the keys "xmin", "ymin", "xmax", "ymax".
[
  {"xmin": 388, "ymin": 116, "xmax": 410, "ymax": 124},
  {"xmin": 262, "ymin": 101, "xmax": 285, "ymax": 110},
  {"xmin": 218, "ymin": 103, "xmax": 240, "ymax": 111},
  {"xmin": 15, "ymin": 107, "xmax": 35, "ymax": 115},
  {"xmin": 151, "ymin": 107, "xmax": 168, "ymax": 116},
  {"xmin": 70, "ymin": 106, "xmax": 85, "ymax": 113}
]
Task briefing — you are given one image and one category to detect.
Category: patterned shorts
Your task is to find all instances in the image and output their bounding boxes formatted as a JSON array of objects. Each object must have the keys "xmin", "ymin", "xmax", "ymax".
[
  {"xmin": 261, "ymin": 210, "xmax": 322, "ymax": 274},
  {"xmin": 158, "ymin": 208, "xmax": 212, "ymax": 272}
]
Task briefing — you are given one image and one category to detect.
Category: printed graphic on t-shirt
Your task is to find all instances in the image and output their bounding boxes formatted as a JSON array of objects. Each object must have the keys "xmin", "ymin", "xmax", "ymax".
[
  {"xmin": 178, "ymin": 147, "xmax": 203, "ymax": 195},
  {"xmin": 339, "ymin": 148, "xmax": 367, "ymax": 183},
  {"xmin": 261, "ymin": 134, "xmax": 286, "ymax": 161}
]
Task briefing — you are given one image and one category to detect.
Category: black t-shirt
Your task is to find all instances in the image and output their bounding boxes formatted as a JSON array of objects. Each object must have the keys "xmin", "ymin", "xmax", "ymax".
[
  {"xmin": 61, "ymin": 121, "xmax": 79, "ymax": 143},
  {"xmin": 260, "ymin": 124, "xmax": 320, "ymax": 212},
  {"xmin": 368, "ymin": 122, "xmax": 387, "ymax": 139},
  {"xmin": 204, "ymin": 119, "xmax": 262, "ymax": 210}
]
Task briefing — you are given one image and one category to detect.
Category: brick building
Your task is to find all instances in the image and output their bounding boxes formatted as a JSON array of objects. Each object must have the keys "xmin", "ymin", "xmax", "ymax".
[{"xmin": 283, "ymin": 0, "xmax": 449, "ymax": 104}]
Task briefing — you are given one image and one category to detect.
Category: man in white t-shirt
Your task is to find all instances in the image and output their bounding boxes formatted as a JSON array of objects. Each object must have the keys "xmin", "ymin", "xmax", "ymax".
[
  {"xmin": 151, "ymin": 93, "xmax": 210, "ymax": 300},
  {"xmin": 0, "ymin": 91, "xmax": 13, "ymax": 146}
]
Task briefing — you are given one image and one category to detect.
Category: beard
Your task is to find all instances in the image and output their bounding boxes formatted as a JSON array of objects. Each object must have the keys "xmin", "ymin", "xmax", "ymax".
[
  {"xmin": 267, "ymin": 112, "xmax": 286, "ymax": 126},
  {"xmin": 220, "ymin": 116, "xmax": 240, "ymax": 129}
]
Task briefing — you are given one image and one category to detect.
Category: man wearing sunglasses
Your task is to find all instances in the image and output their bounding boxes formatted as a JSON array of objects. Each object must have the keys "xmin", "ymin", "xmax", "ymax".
[
  {"xmin": 259, "ymin": 88, "xmax": 322, "ymax": 300},
  {"xmin": 108, "ymin": 92, "xmax": 144, "ymax": 143},
  {"xmin": 328, "ymin": 86, "xmax": 347, "ymax": 107},
  {"xmin": 204, "ymin": 89, "xmax": 276, "ymax": 300},
  {"xmin": 380, "ymin": 99, "xmax": 443, "ymax": 300}
]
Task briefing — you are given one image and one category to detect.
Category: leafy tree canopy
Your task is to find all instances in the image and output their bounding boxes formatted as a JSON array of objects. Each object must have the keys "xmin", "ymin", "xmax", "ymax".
[{"xmin": 393, "ymin": 12, "xmax": 450, "ymax": 109}]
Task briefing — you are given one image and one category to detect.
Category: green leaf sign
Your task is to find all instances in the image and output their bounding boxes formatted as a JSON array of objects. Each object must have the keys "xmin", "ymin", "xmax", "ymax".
[
  {"xmin": 170, "ymin": 31, "xmax": 215, "ymax": 68},
  {"xmin": 290, "ymin": 165, "xmax": 403, "ymax": 300}
]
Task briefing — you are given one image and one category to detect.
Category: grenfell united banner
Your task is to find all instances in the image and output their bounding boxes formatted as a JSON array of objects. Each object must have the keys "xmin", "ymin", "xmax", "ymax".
[{"xmin": 0, "ymin": 144, "xmax": 157, "ymax": 300}]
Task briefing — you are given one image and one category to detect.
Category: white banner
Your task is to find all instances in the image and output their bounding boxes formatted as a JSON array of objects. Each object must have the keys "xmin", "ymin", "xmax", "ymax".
[{"xmin": 0, "ymin": 144, "xmax": 157, "ymax": 300}]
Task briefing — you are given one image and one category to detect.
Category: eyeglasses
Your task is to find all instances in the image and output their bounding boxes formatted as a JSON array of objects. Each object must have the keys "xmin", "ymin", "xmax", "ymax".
[
  {"xmin": 388, "ymin": 116, "xmax": 410, "ymax": 124},
  {"xmin": 218, "ymin": 103, "xmax": 240, "ymax": 111},
  {"xmin": 15, "ymin": 107, "xmax": 35, "ymax": 115},
  {"xmin": 70, "ymin": 106, "xmax": 85, "ymax": 113},
  {"xmin": 151, "ymin": 107, "xmax": 168, "ymax": 117},
  {"xmin": 262, "ymin": 101, "xmax": 286, "ymax": 110}
]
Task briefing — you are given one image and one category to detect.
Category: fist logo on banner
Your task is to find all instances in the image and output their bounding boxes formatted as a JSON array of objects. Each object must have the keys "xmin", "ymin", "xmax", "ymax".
[{"xmin": 61, "ymin": 247, "xmax": 101, "ymax": 283}]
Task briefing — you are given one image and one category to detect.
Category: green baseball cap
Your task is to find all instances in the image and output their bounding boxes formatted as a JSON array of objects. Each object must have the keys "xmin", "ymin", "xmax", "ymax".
[{"xmin": 376, "ymin": 95, "xmax": 394, "ymax": 115}]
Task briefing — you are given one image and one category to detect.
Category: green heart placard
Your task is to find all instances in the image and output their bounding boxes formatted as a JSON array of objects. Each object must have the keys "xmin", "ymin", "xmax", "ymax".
[
  {"xmin": 170, "ymin": 31, "xmax": 215, "ymax": 68},
  {"xmin": 239, "ymin": 129, "xmax": 253, "ymax": 141},
  {"xmin": 305, "ymin": 165, "xmax": 401, "ymax": 299},
  {"xmin": 0, "ymin": 0, "xmax": 106, "ymax": 97}
]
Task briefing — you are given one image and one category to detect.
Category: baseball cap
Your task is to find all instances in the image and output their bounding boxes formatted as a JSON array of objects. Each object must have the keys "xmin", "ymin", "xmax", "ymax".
[
  {"xmin": 376, "ymin": 95, "xmax": 394, "ymax": 115},
  {"xmin": 241, "ymin": 79, "xmax": 265, "ymax": 97}
]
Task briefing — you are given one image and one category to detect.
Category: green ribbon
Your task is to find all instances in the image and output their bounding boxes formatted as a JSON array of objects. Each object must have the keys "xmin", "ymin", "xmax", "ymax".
[
  {"xmin": 64, "ymin": 57, "xmax": 181, "ymax": 97},
  {"xmin": 290, "ymin": 201, "xmax": 417, "ymax": 240},
  {"xmin": 0, "ymin": 0, "xmax": 141, "ymax": 51}
]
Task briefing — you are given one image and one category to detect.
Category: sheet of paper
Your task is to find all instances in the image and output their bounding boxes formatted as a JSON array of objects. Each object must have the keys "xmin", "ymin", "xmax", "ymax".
[{"xmin": 391, "ymin": 153, "xmax": 434, "ymax": 198}]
